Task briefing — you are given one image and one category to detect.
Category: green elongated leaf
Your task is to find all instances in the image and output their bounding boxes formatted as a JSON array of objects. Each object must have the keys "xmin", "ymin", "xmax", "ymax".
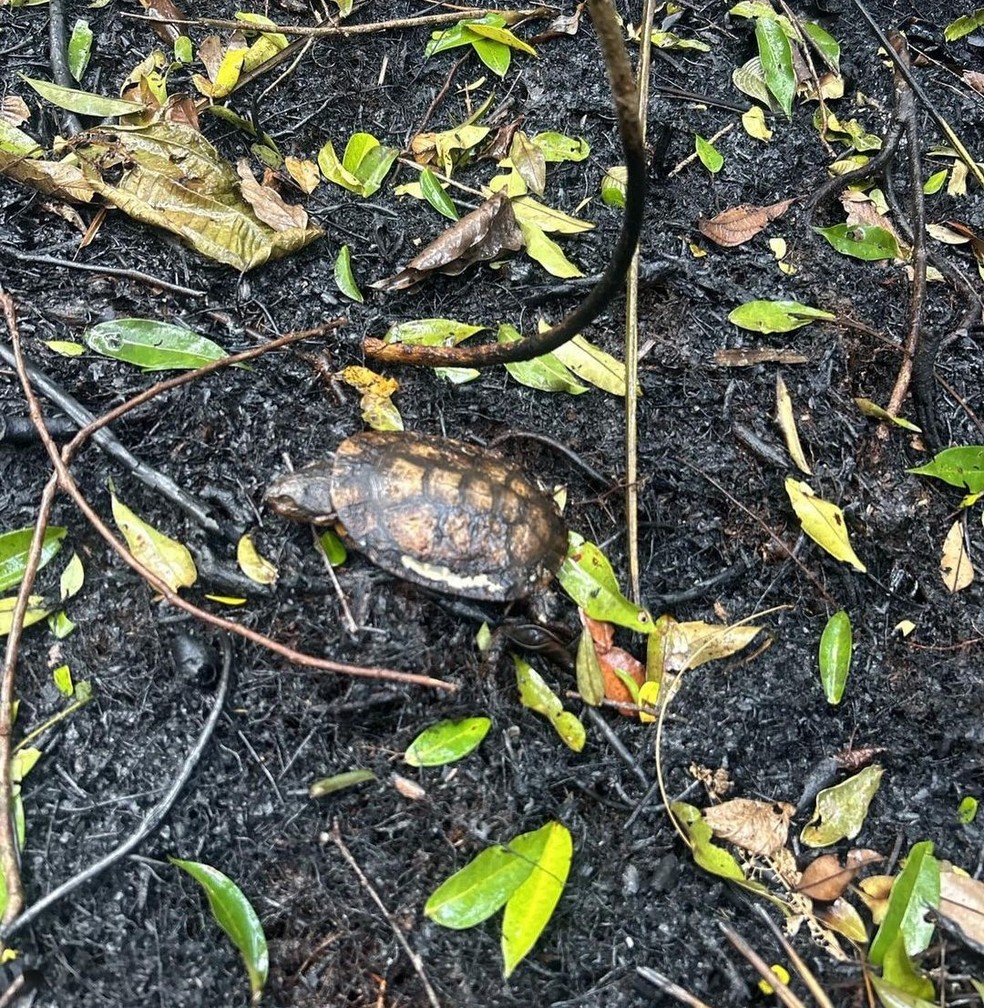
[
  {"xmin": 514, "ymin": 656, "xmax": 585, "ymax": 752},
  {"xmin": 0, "ymin": 596, "xmax": 53, "ymax": 636},
  {"xmin": 575, "ymin": 628, "xmax": 605, "ymax": 706},
  {"xmin": 815, "ymin": 223, "xmax": 902, "ymax": 260},
  {"xmin": 498, "ymin": 324, "xmax": 587, "ymax": 394},
  {"xmin": 171, "ymin": 858, "xmax": 268, "ymax": 1004},
  {"xmin": 45, "ymin": 340, "xmax": 85, "ymax": 356},
  {"xmin": 923, "ymin": 169, "xmax": 948, "ymax": 194},
  {"xmin": 957, "ymin": 796, "xmax": 978, "ymax": 823},
  {"xmin": 944, "ymin": 9, "xmax": 984, "ymax": 41},
  {"xmin": 601, "ymin": 166, "xmax": 627, "ymax": 208},
  {"xmin": 425, "ymin": 20, "xmax": 489, "ymax": 57},
  {"xmin": 755, "ymin": 17, "xmax": 795, "ymax": 116},
  {"xmin": 557, "ymin": 534, "xmax": 654, "ymax": 634},
  {"xmin": 419, "ymin": 168, "xmax": 458, "ymax": 220},
  {"xmin": 472, "ymin": 37, "xmax": 511, "ymax": 76},
  {"xmin": 552, "ymin": 334, "xmax": 627, "ymax": 396},
  {"xmin": 818, "ymin": 610, "xmax": 852, "ymax": 704},
  {"xmin": 510, "ymin": 195, "xmax": 593, "ymax": 234},
  {"xmin": 309, "ymin": 768, "xmax": 376, "ymax": 798},
  {"xmin": 383, "ymin": 318, "xmax": 487, "ymax": 347},
  {"xmin": 870, "ymin": 976, "xmax": 939, "ymax": 1008},
  {"xmin": 59, "ymin": 552, "xmax": 85, "ymax": 601},
  {"xmin": 854, "ymin": 398, "xmax": 921, "ymax": 432},
  {"xmin": 317, "ymin": 140, "xmax": 364, "ymax": 193},
  {"xmin": 425, "ymin": 844, "xmax": 537, "ymax": 928},
  {"xmin": 346, "ymin": 135, "xmax": 399, "ymax": 196},
  {"xmin": 869, "ymin": 841, "xmax": 940, "ymax": 965},
  {"xmin": 532, "ymin": 132, "xmax": 589, "ymax": 163},
  {"xmin": 501, "ymin": 821, "xmax": 572, "ymax": 977},
  {"xmin": 111, "ymin": 494, "xmax": 197, "ymax": 592},
  {"xmin": 20, "ymin": 75, "xmax": 146, "ymax": 117},
  {"xmin": 404, "ymin": 717, "xmax": 492, "ymax": 767},
  {"xmin": 801, "ymin": 21, "xmax": 840, "ymax": 72},
  {"xmin": 519, "ymin": 221, "xmax": 583, "ymax": 277},
  {"xmin": 695, "ymin": 134, "xmax": 724, "ymax": 173},
  {"xmin": 333, "ymin": 245, "xmax": 364, "ymax": 302},
  {"xmin": 0, "ymin": 526, "xmax": 67, "ymax": 592},
  {"xmin": 729, "ymin": 299, "xmax": 835, "ymax": 333},
  {"xmin": 881, "ymin": 934, "xmax": 936, "ymax": 1001},
  {"xmin": 908, "ymin": 446, "xmax": 984, "ymax": 493},
  {"xmin": 801, "ymin": 764, "xmax": 883, "ymax": 846},
  {"xmin": 67, "ymin": 19, "xmax": 94, "ymax": 82},
  {"xmin": 672, "ymin": 803, "xmax": 768, "ymax": 892},
  {"xmin": 467, "ymin": 21, "xmax": 537, "ymax": 55},
  {"xmin": 84, "ymin": 318, "xmax": 230, "ymax": 371}
]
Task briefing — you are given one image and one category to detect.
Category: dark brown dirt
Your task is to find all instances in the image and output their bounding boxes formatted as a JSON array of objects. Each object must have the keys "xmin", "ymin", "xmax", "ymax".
[{"xmin": 0, "ymin": 1, "xmax": 982, "ymax": 1007}]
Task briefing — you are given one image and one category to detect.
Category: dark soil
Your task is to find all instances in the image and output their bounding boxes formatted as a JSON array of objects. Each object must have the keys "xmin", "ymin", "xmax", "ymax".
[{"xmin": 1, "ymin": 1, "xmax": 982, "ymax": 1006}]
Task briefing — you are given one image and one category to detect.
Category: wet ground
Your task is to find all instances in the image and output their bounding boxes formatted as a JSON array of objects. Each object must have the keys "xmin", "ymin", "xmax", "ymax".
[{"xmin": 0, "ymin": 1, "xmax": 982, "ymax": 1006}]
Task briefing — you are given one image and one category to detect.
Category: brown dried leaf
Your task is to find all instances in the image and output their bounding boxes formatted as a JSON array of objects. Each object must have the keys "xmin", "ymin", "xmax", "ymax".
[
  {"xmin": 690, "ymin": 763, "xmax": 734, "ymax": 799},
  {"xmin": 845, "ymin": 848, "xmax": 884, "ymax": 871},
  {"xmin": 372, "ymin": 191, "xmax": 523, "ymax": 292},
  {"xmin": 698, "ymin": 198, "xmax": 796, "ymax": 247},
  {"xmin": 509, "ymin": 131, "xmax": 546, "ymax": 196},
  {"xmin": 580, "ymin": 611, "xmax": 614, "ymax": 652},
  {"xmin": 139, "ymin": 0, "xmax": 187, "ymax": 44},
  {"xmin": 703, "ymin": 798, "xmax": 795, "ymax": 856},
  {"xmin": 798, "ymin": 853, "xmax": 859, "ymax": 901},
  {"xmin": 482, "ymin": 118, "xmax": 522, "ymax": 163},
  {"xmin": 236, "ymin": 160, "xmax": 308, "ymax": 230},
  {"xmin": 530, "ymin": 4, "xmax": 584, "ymax": 42},
  {"xmin": 579, "ymin": 612, "xmax": 643, "ymax": 715},
  {"xmin": 964, "ymin": 71, "xmax": 984, "ymax": 95},
  {"xmin": 1, "ymin": 96, "xmax": 31, "ymax": 128},
  {"xmin": 714, "ymin": 347, "xmax": 808, "ymax": 366},
  {"xmin": 939, "ymin": 872, "xmax": 984, "ymax": 953}
]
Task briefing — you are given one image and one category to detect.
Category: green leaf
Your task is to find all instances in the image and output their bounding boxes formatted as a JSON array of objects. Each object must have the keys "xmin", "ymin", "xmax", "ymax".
[
  {"xmin": 59, "ymin": 552, "xmax": 85, "ymax": 601},
  {"xmin": 672, "ymin": 803, "xmax": 768, "ymax": 891},
  {"xmin": 532, "ymin": 132, "xmax": 589, "ymax": 163},
  {"xmin": 575, "ymin": 628, "xmax": 605, "ymax": 706},
  {"xmin": 957, "ymin": 796, "xmax": 979, "ymax": 823},
  {"xmin": 174, "ymin": 35, "xmax": 194, "ymax": 64},
  {"xmin": 551, "ymin": 335, "xmax": 627, "ymax": 396},
  {"xmin": 308, "ymin": 768, "xmax": 376, "ymax": 798},
  {"xmin": 498, "ymin": 324, "xmax": 588, "ymax": 394},
  {"xmin": 695, "ymin": 134, "xmax": 724, "ymax": 173},
  {"xmin": 870, "ymin": 976, "xmax": 940, "ymax": 1008},
  {"xmin": 944, "ymin": 9, "xmax": 984, "ymax": 41},
  {"xmin": 557, "ymin": 534, "xmax": 655, "ymax": 634},
  {"xmin": 425, "ymin": 23, "xmax": 485, "ymax": 58},
  {"xmin": 729, "ymin": 1, "xmax": 779, "ymax": 17},
  {"xmin": 44, "ymin": 340, "xmax": 85, "ymax": 357},
  {"xmin": 111, "ymin": 493, "xmax": 197, "ymax": 592},
  {"xmin": 171, "ymin": 858, "xmax": 268, "ymax": 1004},
  {"xmin": 84, "ymin": 318, "xmax": 230, "ymax": 371},
  {"xmin": 513, "ymin": 656, "xmax": 585, "ymax": 752},
  {"xmin": 0, "ymin": 596, "xmax": 53, "ymax": 636},
  {"xmin": 467, "ymin": 22, "xmax": 537, "ymax": 56},
  {"xmin": 881, "ymin": 934, "xmax": 936, "ymax": 1001},
  {"xmin": 854, "ymin": 398, "xmax": 922, "ymax": 432},
  {"xmin": 343, "ymin": 133, "xmax": 399, "ymax": 197},
  {"xmin": 67, "ymin": 19, "xmax": 94, "ymax": 82},
  {"xmin": 649, "ymin": 30, "xmax": 711, "ymax": 51},
  {"xmin": 815, "ymin": 223, "xmax": 902, "ymax": 260},
  {"xmin": 404, "ymin": 717, "xmax": 492, "ymax": 767},
  {"xmin": 908, "ymin": 446, "xmax": 984, "ymax": 493},
  {"xmin": 501, "ymin": 821, "xmax": 572, "ymax": 977},
  {"xmin": 518, "ymin": 221, "xmax": 583, "ymax": 278},
  {"xmin": 801, "ymin": 764, "xmax": 883, "ymax": 846},
  {"xmin": 869, "ymin": 841, "xmax": 940, "ymax": 965},
  {"xmin": 785, "ymin": 478, "xmax": 867, "ymax": 572},
  {"xmin": 472, "ymin": 37, "xmax": 512, "ymax": 76},
  {"xmin": 53, "ymin": 664, "xmax": 74, "ymax": 697},
  {"xmin": 596, "ymin": 166, "xmax": 626, "ymax": 210},
  {"xmin": 333, "ymin": 245, "xmax": 364, "ymax": 302},
  {"xmin": 801, "ymin": 21, "xmax": 840, "ymax": 72},
  {"xmin": 728, "ymin": 299, "xmax": 835, "ymax": 333},
  {"xmin": 317, "ymin": 140, "xmax": 364, "ymax": 193},
  {"xmin": 318, "ymin": 529, "xmax": 348, "ymax": 566},
  {"xmin": 20, "ymin": 75, "xmax": 146, "ymax": 117},
  {"xmin": 0, "ymin": 526, "xmax": 67, "ymax": 592},
  {"xmin": 818, "ymin": 610, "xmax": 852, "ymax": 704},
  {"xmin": 383, "ymin": 318, "xmax": 487, "ymax": 347},
  {"xmin": 419, "ymin": 168, "xmax": 459, "ymax": 220},
  {"xmin": 923, "ymin": 169, "xmax": 948, "ymax": 194},
  {"xmin": 425, "ymin": 843, "xmax": 537, "ymax": 928},
  {"xmin": 755, "ymin": 17, "xmax": 795, "ymax": 116}
]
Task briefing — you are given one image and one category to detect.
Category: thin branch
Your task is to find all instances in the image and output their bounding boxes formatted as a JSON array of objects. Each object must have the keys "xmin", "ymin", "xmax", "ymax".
[{"xmin": 0, "ymin": 637, "xmax": 234, "ymax": 941}]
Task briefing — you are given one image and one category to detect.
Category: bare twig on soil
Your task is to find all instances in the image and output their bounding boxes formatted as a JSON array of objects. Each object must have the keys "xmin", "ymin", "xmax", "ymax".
[
  {"xmin": 636, "ymin": 966, "xmax": 716, "ymax": 1008},
  {"xmin": 0, "ymin": 245, "xmax": 206, "ymax": 298},
  {"xmin": 0, "ymin": 637, "xmax": 233, "ymax": 941},
  {"xmin": 330, "ymin": 821, "xmax": 443, "ymax": 1008},
  {"xmin": 363, "ymin": 0, "xmax": 646, "ymax": 368},
  {"xmin": 47, "ymin": 0, "xmax": 82, "ymax": 136}
]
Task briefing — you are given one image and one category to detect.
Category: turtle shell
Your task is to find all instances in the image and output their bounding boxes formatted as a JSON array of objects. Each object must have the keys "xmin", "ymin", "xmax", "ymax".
[{"xmin": 328, "ymin": 431, "xmax": 568, "ymax": 601}]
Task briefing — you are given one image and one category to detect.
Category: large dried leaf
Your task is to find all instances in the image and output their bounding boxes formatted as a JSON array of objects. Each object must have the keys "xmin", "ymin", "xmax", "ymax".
[
  {"xmin": 372, "ymin": 191, "xmax": 522, "ymax": 292},
  {"xmin": 236, "ymin": 161, "xmax": 308, "ymax": 230},
  {"xmin": 940, "ymin": 519, "xmax": 974, "ymax": 592},
  {"xmin": 698, "ymin": 197, "xmax": 795, "ymax": 246},
  {"xmin": 703, "ymin": 798, "xmax": 795, "ymax": 857},
  {"xmin": 69, "ymin": 121, "xmax": 322, "ymax": 271}
]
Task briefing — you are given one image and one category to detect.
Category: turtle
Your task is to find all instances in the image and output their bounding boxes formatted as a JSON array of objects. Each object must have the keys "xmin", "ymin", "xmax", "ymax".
[{"xmin": 264, "ymin": 430, "xmax": 569, "ymax": 601}]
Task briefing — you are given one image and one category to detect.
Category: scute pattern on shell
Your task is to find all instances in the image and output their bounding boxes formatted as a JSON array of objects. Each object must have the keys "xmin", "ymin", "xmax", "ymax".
[{"xmin": 327, "ymin": 431, "xmax": 568, "ymax": 600}]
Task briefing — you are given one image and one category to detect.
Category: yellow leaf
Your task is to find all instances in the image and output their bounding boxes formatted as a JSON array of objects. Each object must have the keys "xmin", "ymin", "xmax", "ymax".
[
  {"xmin": 785, "ymin": 479, "xmax": 867, "ymax": 572},
  {"xmin": 509, "ymin": 195, "xmax": 593, "ymax": 234},
  {"xmin": 741, "ymin": 105, "xmax": 772, "ymax": 141},
  {"xmin": 237, "ymin": 534, "xmax": 278, "ymax": 586},
  {"xmin": 674, "ymin": 620, "xmax": 763, "ymax": 670},
  {"xmin": 284, "ymin": 156, "xmax": 321, "ymax": 194},
  {"xmin": 337, "ymin": 366, "xmax": 403, "ymax": 432},
  {"xmin": 775, "ymin": 373, "xmax": 811, "ymax": 473},
  {"xmin": 941, "ymin": 519, "xmax": 974, "ymax": 592},
  {"xmin": 518, "ymin": 221, "xmax": 582, "ymax": 278},
  {"xmin": 111, "ymin": 494, "xmax": 197, "ymax": 591},
  {"xmin": 551, "ymin": 333, "xmax": 627, "ymax": 396},
  {"xmin": 0, "ymin": 596, "xmax": 53, "ymax": 636}
]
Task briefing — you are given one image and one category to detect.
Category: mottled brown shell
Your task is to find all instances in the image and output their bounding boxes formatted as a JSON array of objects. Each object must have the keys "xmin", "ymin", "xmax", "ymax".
[{"xmin": 266, "ymin": 431, "xmax": 568, "ymax": 601}]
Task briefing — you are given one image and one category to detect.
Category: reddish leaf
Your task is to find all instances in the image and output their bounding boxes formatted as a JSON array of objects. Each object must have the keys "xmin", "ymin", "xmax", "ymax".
[{"xmin": 698, "ymin": 198, "xmax": 796, "ymax": 247}]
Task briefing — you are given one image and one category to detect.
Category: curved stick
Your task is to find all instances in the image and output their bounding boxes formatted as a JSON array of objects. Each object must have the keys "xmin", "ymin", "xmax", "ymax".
[{"xmin": 363, "ymin": 0, "xmax": 646, "ymax": 368}]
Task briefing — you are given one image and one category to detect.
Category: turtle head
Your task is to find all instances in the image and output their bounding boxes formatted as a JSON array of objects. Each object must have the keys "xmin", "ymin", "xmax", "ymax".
[{"xmin": 264, "ymin": 460, "xmax": 336, "ymax": 525}]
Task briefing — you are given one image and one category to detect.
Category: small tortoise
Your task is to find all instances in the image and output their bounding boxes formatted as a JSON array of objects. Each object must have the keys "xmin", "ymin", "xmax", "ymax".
[{"xmin": 264, "ymin": 431, "xmax": 568, "ymax": 601}]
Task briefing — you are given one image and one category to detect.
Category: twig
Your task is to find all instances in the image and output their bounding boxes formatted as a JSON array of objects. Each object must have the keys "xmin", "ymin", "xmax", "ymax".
[
  {"xmin": 583, "ymin": 707, "xmax": 650, "ymax": 789},
  {"xmin": 330, "ymin": 821, "xmax": 442, "ymax": 1008},
  {"xmin": 636, "ymin": 966, "xmax": 716, "ymax": 1008},
  {"xmin": 124, "ymin": 7, "xmax": 553, "ymax": 39},
  {"xmin": 0, "ymin": 637, "xmax": 233, "ymax": 941},
  {"xmin": 0, "ymin": 245, "xmax": 205, "ymax": 298},
  {"xmin": 667, "ymin": 122, "xmax": 734, "ymax": 178},
  {"xmin": 47, "ymin": 0, "xmax": 83, "ymax": 136},
  {"xmin": 720, "ymin": 923, "xmax": 811, "ymax": 1008}
]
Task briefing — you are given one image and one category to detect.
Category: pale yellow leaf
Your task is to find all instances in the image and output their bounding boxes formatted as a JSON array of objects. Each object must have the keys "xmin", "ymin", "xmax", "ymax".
[
  {"xmin": 237, "ymin": 534, "xmax": 278, "ymax": 585},
  {"xmin": 518, "ymin": 221, "xmax": 582, "ymax": 278},
  {"xmin": 551, "ymin": 333, "xmax": 627, "ymax": 396},
  {"xmin": 284, "ymin": 156, "xmax": 321, "ymax": 194},
  {"xmin": 111, "ymin": 493, "xmax": 197, "ymax": 592},
  {"xmin": 785, "ymin": 479, "xmax": 867, "ymax": 572},
  {"xmin": 0, "ymin": 596, "xmax": 53, "ymax": 636},
  {"xmin": 775, "ymin": 373, "xmax": 811, "ymax": 473},
  {"xmin": 741, "ymin": 105, "xmax": 772, "ymax": 141},
  {"xmin": 673, "ymin": 620, "xmax": 763, "ymax": 670},
  {"xmin": 508, "ymin": 195, "xmax": 593, "ymax": 234},
  {"xmin": 941, "ymin": 519, "xmax": 974, "ymax": 592}
]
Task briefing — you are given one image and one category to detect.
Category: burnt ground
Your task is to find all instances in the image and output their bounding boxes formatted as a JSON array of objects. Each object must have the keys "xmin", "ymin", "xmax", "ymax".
[{"xmin": 1, "ymin": 0, "xmax": 983, "ymax": 1006}]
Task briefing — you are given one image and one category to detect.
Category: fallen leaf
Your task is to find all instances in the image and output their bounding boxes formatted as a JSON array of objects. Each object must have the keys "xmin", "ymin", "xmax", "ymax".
[
  {"xmin": 372, "ymin": 191, "xmax": 522, "ymax": 292},
  {"xmin": 785, "ymin": 478, "xmax": 867, "ymax": 572},
  {"xmin": 110, "ymin": 493, "xmax": 197, "ymax": 592},
  {"xmin": 530, "ymin": 5, "xmax": 583, "ymax": 42},
  {"xmin": 800, "ymin": 765, "xmax": 883, "ymax": 847},
  {"xmin": 698, "ymin": 198, "xmax": 795, "ymax": 246},
  {"xmin": 941, "ymin": 519, "xmax": 974, "ymax": 592},
  {"xmin": 798, "ymin": 852, "xmax": 875, "ymax": 901},
  {"xmin": 237, "ymin": 534, "xmax": 277, "ymax": 586},
  {"xmin": 775, "ymin": 373, "xmax": 811, "ymax": 474},
  {"xmin": 939, "ymin": 872, "xmax": 984, "ymax": 953},
  {"xmin": 703, "ymin": 798, "xmax": 795, "ymax": 857},
  {"xmin": 336, "ymin": 366, "xmax": 402, "ymax": 432},
  {"xmin": 1, "ymin": 96, "xmax": 30, "ymax": 128},
  {"xmin": 284, "ymin": 156, "xmax": 321, "ymax": 194},
  {"xmin": 508, "ymin": 131, "xmax": 546, "ymax": 195},
  {"xmin": 236, "ymin": 160, "xmax": 308, "ymax": 230}
]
